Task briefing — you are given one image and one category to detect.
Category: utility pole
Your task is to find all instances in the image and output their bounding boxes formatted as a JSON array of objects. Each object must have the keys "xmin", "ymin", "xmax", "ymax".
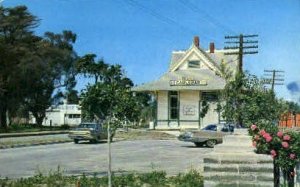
[
  {"xmin": 263, "ymin": 70, "xmax": 284, "ymax": 91},
  {"xmin": 223, "ymin": 34, "xmax": 258, "ymax": 128},
  {"xmin": 224, "ymin": 34, "xmax": 258, "ymax": 74},
  {"xmin": 107, "ymin": 116, "xmax": 112, "ymax": 187}
]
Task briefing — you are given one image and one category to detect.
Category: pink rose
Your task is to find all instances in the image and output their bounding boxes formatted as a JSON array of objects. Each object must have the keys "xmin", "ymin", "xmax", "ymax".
[
  {"xmin": 254, "ymin": 135, "xmax": 260, "ymax": 140},
  {"xmin": 290, "ymin": 153, "xmax": 296, "ymax": 160},
  {"xmin": 270, "ymin": 150, "xmax": 277, "ymax": 158},
  {"xmin": 282, "ymin": 141, "xmax": 289, "ymax": 149},
  {"xmin": 277, "ymin": 131, "xmax": 283, "ymax": 138},
  {"xmin": 259, "ymin": 130, "xmax": 266, "ymax": 136},
  {"xmin": 250, "ymin": 124, "xmax": 257, "ymax": 131},
  {"xmin": 263, "ymin": 133, "xmax": 270, "ymax": 138},
  {"xmin": 283, "ymin": 135, "xmax": 291, "ymax": 141},
  {"xmin": 252, "ymin": 141, "xmax": 257, "ymax": 147},
  {"xmin": 263, "ymin": 133, "xmax": 272, "ymax": 142},
  {"xmin": 265, "ymin": 136, "xmax": 272, "ymax": 143}
]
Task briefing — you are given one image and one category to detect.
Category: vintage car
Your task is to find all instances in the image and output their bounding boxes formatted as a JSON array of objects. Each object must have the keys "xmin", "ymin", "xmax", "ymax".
[
  {"xmin": 178, "ymin": 124, "xmax": 234, "ymax": 148},
  {"xmin": 68, "ymin": 123, "xmax": 108, "ymax": 144}
]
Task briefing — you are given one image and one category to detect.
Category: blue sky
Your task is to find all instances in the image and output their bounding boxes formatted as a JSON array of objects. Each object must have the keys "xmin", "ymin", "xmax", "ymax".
[{"xmin": 3, "ymin": 0, "xmax": 300, "ymax": 102}]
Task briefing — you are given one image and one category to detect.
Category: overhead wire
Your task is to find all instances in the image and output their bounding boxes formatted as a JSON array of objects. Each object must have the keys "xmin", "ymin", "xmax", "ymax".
[
  {"xmin": 123, "ymin": 0, "xmax": 216, "ymax": 42},
  {"xmin": 178, "ymin": 0, "xmax": 237, "ymax": 35}
]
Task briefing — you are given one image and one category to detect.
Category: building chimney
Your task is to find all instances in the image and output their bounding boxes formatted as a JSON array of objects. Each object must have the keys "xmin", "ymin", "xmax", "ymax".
[
  {"xmin": 193, "ymin": 36, "xmax": 199, "ymax": 48},
  {"xmin": 209, "ymin": 42, "xmax": 215, "ymax": 53}
]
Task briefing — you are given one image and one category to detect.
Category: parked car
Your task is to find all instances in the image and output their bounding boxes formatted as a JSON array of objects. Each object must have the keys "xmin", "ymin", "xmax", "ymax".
[
  {"xmin": 178, "ymin": 124, "xmax": 234, "ymax": 148},
  {"xmin": 68, "ymin": 123, "xmax": 109, "ymax": 144}
]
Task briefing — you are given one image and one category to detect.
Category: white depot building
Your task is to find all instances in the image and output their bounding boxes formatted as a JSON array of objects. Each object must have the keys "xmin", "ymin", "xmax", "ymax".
[
  {"xmin": 132, "ymin": 36, "xmax": 237, "ymax": 130},
  {"xmin": 30, "ymin": 102, "xmax": 81, "ymax": 127}
]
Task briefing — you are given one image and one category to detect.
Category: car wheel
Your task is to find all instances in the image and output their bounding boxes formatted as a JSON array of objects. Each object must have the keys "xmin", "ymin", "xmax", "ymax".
[
  {"xmin": 74, "ymin": 139, "xmax": 79, "ymax": 144},
  {"xmin": 206, "ymin": 140, "xmax": 217, "ymax": 148},
  {"xmin": 194, "ymin": 142, "xmax": 204, "ymax": 147},
  {"xmin": 89, "ymin": 139, "xmax": 97, "ymax": 143}
]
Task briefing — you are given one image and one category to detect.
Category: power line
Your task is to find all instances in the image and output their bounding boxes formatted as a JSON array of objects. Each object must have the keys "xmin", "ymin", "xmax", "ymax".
[
  {"xmin": 178, "ymin": 0, "xmax": 236, "ymax": 35},
  {"xmin": 124, "ymin": 0, "xmax": 196, "ymax": 36}
]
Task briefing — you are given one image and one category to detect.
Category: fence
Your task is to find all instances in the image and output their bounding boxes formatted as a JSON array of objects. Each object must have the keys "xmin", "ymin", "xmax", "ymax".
[{"xmin": 279, "ymin": 113, "xmax": 300, "ymax": 128}]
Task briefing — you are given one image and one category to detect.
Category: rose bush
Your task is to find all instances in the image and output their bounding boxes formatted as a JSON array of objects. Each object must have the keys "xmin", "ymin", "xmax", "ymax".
[{"xmin": 249, "ymin": 122, "xmax": 300, "ymax": 186}]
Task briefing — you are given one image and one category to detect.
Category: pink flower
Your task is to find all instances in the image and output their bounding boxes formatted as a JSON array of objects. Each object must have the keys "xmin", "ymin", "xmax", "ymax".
[
  {"xmin": 259, "ymin": 130, "xmax": 266, "ymax": 136},
  {"xmin": 277, "ymin": 131, "xmax": 283, "ymax": 138},
  {"xmin": 282, "ymin": 141, "xmax": 289, "ymax": 149},
  {"xmin": 252, "ymin": 141, "xmax": 257, "ymax": 147},
  {"xmin": 263, "ymin": 133, "xmax": 272, "ymax": 142},
  {"xmin": 254, "ymin": 135, "xmax": 260, "ymax": 140},
  {"xmin": 283, "ymin": 135, "xmax": 291, "ymax": 141},
  {"xmin": 250, "ymin": 124, "xmax": 257, "ymax": 131},
  {"xmin": 263, "ymin": 133, "xmax": 270, "ymax": 138},
  {"xmin": 270, "ymin": 150, "xmax": 277, "ymax": 158},
  {"xmin": 265, "ymin": 136, "xmax": 272, "ymax": 143},
  {"xmin": 290, "ymin": 153, "xmax": 296, "ymax": 160}
]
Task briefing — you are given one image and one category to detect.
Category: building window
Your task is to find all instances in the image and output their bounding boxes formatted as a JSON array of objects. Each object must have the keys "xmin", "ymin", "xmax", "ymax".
[
  {"xmin": 202, "ymin": 92, "xmax": 218, "ymax": 101},
  {"xmin": 188, "ymin": 60, "xmax": 200, "ymax": 68},
  {"xmin": 68, "ymin": 114, "xmax": 81, "ymax": 119},
  {"xmin": 169, "ymin": 91, "xmax": 179, "ymax": 120}
]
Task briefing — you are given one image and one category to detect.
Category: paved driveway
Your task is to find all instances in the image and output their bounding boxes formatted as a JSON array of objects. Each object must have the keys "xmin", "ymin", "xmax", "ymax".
[{"xmin": 0, "ymin": 139, "xmax": 212, "ymax": 178}]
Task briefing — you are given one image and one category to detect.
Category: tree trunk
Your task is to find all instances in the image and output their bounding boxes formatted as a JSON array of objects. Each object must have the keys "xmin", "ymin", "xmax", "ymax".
[
  {"xmin": 33, "ymin": 112, "xmax": 45, "ymax": 128},
  {"xmin": 36, "ymin": 116, "xmax": 44, "ymax": 127},
  {"xmin": 0, "ymin": 105, "xmax": 8, "ymax": 131}
]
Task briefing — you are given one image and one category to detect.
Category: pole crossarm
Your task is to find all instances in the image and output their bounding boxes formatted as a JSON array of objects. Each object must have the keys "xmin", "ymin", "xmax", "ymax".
[
  {"xmin": 243, "ymin": 51, "xmax": 258, "ymax": 54},
  {"xmin": 263, "ymin": 69, "xmax": 285, "ymax": 91}
]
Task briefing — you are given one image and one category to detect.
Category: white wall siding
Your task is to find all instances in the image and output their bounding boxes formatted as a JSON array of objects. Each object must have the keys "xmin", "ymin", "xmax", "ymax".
[
  {"xmin": 179, "ymin": 91, "xmax": 199, "ymax": 121},
  {"xmin": 157, "ymin": 91, "xmax": 168, "ymax": 120}
]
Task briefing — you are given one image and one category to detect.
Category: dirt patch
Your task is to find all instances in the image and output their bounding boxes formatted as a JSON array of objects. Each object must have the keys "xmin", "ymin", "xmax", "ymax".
[{"xmin": 115, "ymin": 130, "xmax": 177, "ymax": 141}]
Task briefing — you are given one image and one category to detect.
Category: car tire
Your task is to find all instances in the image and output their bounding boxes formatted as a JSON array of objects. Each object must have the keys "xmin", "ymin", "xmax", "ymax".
[
  {"xmin": 74, "ymin": 139, "xmax": 79, "ymax": 144},
  {"xmin": 206, "ymin": 139, "xmax": 217, "ymax": 148},
  {"xmin": 194, "ymin": 142, "xmax": 204, "ymax": 147}
]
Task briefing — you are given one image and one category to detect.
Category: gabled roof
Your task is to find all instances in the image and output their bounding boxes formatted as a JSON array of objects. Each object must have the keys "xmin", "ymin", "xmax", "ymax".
[
  {"xmin": 131, "ymin": 69, "xmax": 226, "ymax": 91},
  {"xmin": 132, "ymin": 40, "xmax": 238, "ymax": 92},
  {"xmin": 169, "ymin": 44, "xmax": 222, "ymax": 74}
]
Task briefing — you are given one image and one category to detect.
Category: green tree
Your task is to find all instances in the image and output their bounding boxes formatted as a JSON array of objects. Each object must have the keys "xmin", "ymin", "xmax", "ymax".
[
  {"xmin": 23, "ymin": 30, "xmax": 77, "ymax": 127},
  {"xmin": 0, "ymin": 6, "xmax": 78, "ymax": 129},
  {"xmin": 0, "ymin": 6, "xmax": 39, "ymax": 129},
  {"xmin": 221, "ymin": 72, "xmax": 286, "ymax": 126},
  {"xmin": 78, "ymin": 54, "xmax": 151, "ymax": 128}
]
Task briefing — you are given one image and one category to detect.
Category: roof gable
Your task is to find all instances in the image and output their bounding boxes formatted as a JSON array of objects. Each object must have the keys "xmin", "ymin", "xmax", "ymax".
[{"xmin": 170, "ymin": 44, "xmax": 221, "ymax": 74}]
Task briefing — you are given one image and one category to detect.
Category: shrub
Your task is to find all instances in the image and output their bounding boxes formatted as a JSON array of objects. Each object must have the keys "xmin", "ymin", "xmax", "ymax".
[
  {"xmin": 0, "ymin": 169, "xmax": 203, "ymax": 187},
  {"xmin": 60, "ymin": 124, "xmax": 71, "ymax": 130},
  {"xmin": 249, "ymin": 122, "xmax": 300, "ymax": 186}
]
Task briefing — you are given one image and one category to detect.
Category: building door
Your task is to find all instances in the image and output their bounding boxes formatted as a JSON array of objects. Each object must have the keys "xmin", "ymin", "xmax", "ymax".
[{"xmin": 169, "ymin": 91, "xmax": 179, "ymax": 127}]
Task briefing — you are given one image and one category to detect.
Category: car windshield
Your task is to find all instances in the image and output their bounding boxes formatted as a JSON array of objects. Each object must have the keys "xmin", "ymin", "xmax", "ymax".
[
  {"xmin": 78, "ymin": 123, "xmax": 97, "ymax": 129},
  {"xmin": 202, "ymin": 124, "xmax": 217, "ymax": 131}
]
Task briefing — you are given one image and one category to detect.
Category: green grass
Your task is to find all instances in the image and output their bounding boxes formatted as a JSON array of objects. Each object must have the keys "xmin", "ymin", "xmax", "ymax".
[
  {"xmin": 0, "ymin": 167, "xmax": 203, "ymax": 187},
  {"xmin": 0, "ymin": 124, "xmax": 70, "ymax": 133}
]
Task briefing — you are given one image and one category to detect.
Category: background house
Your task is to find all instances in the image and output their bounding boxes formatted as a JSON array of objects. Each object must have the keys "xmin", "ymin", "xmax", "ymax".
[{"xmin": 30, "ymin": 101, "xmax": 81, "ymax": 127}]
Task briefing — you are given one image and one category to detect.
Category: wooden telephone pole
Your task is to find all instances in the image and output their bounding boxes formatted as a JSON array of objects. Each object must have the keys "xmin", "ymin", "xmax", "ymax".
[
  {"xmin": 263, "ymin": 70, "xmax": 284, "ymax": 91},
  {"xmin": 224, "ymin": 34, "xmax": 258, "ymax": 74},
  {"xmin": 223, "ymin": 34, "xmax": 258, "ymax": 127}
]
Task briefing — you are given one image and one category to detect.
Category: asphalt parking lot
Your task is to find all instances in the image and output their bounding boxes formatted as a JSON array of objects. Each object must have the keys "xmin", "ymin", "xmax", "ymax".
[{"xmin": 0, "ymin": 139, "xmax": 213, "ymax": 178}]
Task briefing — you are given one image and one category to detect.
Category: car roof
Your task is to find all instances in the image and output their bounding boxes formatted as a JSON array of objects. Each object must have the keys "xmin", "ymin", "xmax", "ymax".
[{"xmin": 80, "ymin": 123, "xmax": 99, "ymax": 125}]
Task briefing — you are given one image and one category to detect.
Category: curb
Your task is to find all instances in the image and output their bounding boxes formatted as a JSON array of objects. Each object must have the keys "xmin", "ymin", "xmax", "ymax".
[
  {"xmin": 0, "ymin": 131, "xmax": 69, "ymax": 138},
  {"xmin": 0, "ymin": 139, "xmax": 72, "ymax": 149}
]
